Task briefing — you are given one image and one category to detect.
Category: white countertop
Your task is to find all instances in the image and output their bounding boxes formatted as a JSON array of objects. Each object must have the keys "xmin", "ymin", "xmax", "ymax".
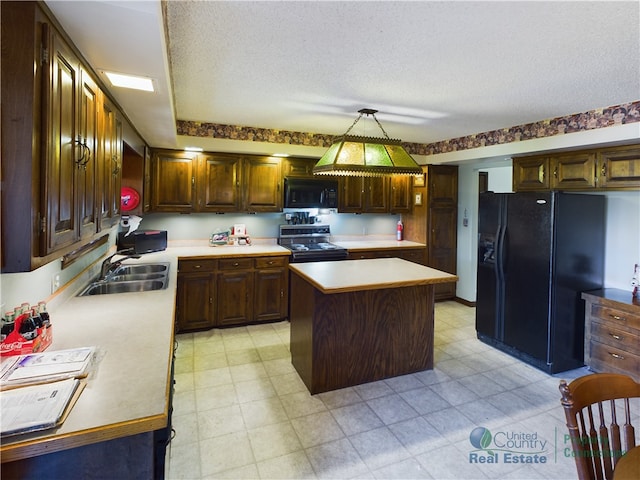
[{"xmin": 289, "ymin": 257, "xmax": 458, "ymax": 294}]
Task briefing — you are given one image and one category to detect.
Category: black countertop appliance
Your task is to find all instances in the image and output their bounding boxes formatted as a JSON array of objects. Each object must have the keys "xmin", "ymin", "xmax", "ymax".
[
  {"xmin": 476, "ymin": 192, "xmax": 605, "ymax": 374},
  {"xmin": 117, "ymin": 230, "xmax": 167, "ymax": 254}
]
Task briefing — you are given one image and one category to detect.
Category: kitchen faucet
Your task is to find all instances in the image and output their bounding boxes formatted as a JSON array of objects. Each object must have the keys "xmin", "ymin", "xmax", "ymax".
[{"xmin": 99, "ymin": 250, "xmax": 141, "ymax": 280}]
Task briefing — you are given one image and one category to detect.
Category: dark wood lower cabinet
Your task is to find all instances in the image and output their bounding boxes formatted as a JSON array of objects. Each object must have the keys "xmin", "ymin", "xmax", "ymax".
[
  {"xmin": 217, "ymin": 267, "xmax": 254, "ymax": 326},
  {"xmin": 176, "ymin": 259, "xmax": 217, "ymax": 331},
  {"xmin": 176, "ymin": 255, "xmax": 289, "ymax": 332}
]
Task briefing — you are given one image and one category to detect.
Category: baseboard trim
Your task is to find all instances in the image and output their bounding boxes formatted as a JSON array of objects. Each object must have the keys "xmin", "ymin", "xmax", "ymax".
[{"xmin": 455, "ymin": 297, "xmax": 476, "ymax": 307}]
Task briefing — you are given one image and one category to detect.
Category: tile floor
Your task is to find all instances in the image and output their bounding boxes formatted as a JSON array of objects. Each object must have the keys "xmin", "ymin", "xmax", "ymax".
[{"xmin": 166, "ymin": 301, "xmax": 636, "ymax": 479}]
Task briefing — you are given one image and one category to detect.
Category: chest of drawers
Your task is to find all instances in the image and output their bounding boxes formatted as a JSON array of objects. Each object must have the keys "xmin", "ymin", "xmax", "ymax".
[{"xmin": 582, "ymin": 289, "xmax": 640, "ymax": 381}]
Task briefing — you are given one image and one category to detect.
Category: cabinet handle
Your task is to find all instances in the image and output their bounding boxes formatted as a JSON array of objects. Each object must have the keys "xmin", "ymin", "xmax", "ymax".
[
  {"xmin": 75, "ymin": 137, "xmax": 91, "ymax": 168},
  {"xmin": 553, "ymin": 167, "xmax": 558, "ymax": 178},
  {"xmin": 609, "ymin": 333, "xmax": 623, "ymax": 341},
  {"xmin": 209, "ymin": 297, "xmax": 213, "ymax": 304},
  {"xmin": 194, "ymin": 265, "xmax": 201, "ymax": 269},
  {"xmin": 233, "ymin": 262, "xmax": 239, "ymax": 267},
  {"xmin": 268, "ymin": 260, "xmax": 274, "ymax": 265},
  {"xmin": 609, "ymin": 314, "xmax": 625, "ymax": 321},
  {"xmin": 601, "ymin": 163, "xmax": 607, "ymax": 177},
  {"xmin": 112, "ymin": 155, "xmax": 121, "ymax": 175},
  {"xmin": 609, "ymin": 352, "xmax": 625, "ymax": 360}
]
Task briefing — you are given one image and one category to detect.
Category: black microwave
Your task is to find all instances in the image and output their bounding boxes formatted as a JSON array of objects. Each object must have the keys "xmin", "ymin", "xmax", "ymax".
[{"xmin": 284, "ymin": 178, "xmax": 338, "ymax": 209}]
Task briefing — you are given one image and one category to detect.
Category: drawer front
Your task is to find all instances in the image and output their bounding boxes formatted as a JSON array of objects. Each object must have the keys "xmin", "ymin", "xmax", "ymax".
[
  {"xmin": 178, "ymin": 259, "xmax": 218, "ymax": 273},
  {"xmin": 254, "ymin": 256, "xmax": 287, "ymax": 269},
  {"xmin": 592, "ymin": 305, "xmax": 640, "ymax": 331},
  {"xmin": 589, "ymin": 339, "xmax": 640, "ymax": 375},
  {"xmin": 590, "ymin": 320, "xmax": 640, "ymax": 352},
  {"xmin": 218, "ymin": 258, "xmax": 254, "ymax": 270}
]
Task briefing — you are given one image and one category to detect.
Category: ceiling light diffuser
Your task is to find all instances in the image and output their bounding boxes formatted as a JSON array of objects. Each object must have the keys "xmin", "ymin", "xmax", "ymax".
[{"xmin": 104, "ymin": 71, "xmax": 155, "ymax": 92}]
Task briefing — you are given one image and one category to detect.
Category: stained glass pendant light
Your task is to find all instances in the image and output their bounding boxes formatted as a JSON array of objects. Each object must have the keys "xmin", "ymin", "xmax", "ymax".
[{"xmin": 313, "ymin": 108, "xmax": 422, "ymax": 177}]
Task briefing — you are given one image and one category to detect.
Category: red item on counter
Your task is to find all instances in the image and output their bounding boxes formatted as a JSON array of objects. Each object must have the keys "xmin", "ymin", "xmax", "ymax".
[{"xmin": 1, "ymin": 313, "xmax": 52, "ymax": 357}]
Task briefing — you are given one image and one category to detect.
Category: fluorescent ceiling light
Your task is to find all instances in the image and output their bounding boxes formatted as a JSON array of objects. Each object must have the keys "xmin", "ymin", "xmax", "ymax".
[
  {"xmin": 184, "ymin": 146, "xmax": 203, "ymax": 152},
  {"xmin": 104, "ymin": 71, "xmax": 155, "ymax": 92},
  {"xmin": 273, "ymin": 153, "xmax": 290, "ymax": 157}
]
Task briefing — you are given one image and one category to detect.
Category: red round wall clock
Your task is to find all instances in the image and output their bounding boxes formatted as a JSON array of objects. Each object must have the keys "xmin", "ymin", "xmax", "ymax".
[{"xmin": 121, "ymin": 186, "xmax": 140, "ymax": 211}]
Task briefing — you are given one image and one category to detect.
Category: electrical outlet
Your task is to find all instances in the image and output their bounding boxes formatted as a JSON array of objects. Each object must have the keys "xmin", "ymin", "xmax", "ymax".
[{"xmin": 52, "ymin": 274, "xmax": 61, "ymax": 293}]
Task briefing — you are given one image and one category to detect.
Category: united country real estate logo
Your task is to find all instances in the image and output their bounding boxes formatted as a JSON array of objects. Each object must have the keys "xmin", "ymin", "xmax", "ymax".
[{"xmin": 468, "ymin": 427, "xmax": 549, "ymax": 464}]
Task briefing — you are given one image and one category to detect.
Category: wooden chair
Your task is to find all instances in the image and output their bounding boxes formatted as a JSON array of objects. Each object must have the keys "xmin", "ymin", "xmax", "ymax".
[{"xmin": 559, "ymin": 373, "xmax": 640, "ymax": 480}]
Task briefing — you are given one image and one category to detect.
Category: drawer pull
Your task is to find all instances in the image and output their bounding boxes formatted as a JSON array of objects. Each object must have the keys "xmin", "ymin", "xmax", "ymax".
[
  {"xmin": 233, "ymin": 262, "xmax": 239, "ymax": 267},
  {"xmin": 609, "ymin": 333, "xmax": 623, "ymax": 341},
  {"xmin": 609, "ymin": 352, "xmax": 625, "ymax": 360},
  {"xmin": 609, "ymin": 314, "xmax": 625, "ymax": 321},
  {"xmin": 194, "ymin": 265, "xmax": 201, "ymax": 269}
]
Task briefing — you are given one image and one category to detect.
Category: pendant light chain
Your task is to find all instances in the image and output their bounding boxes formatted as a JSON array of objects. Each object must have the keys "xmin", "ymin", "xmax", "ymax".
[
  {"xmin": 341, "ymin": 109, "xmax": 390, "ymax": 139},
  {"xmin": 371, "ymin": 113, "xmax": 391, "ymax": 140},
  {"xmin": 342, "ymin": 112, "xmax": 365, "ymax": 136}
]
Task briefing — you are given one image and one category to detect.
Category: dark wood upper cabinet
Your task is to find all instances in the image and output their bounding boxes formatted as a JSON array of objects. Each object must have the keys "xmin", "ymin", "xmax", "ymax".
[
  {"xmin": 389, "ymin": 175, "xmax": 412, "ymax": 213},
  {"xmin": 77, "ymin": 66, "xmax": 100, "ymax": 240},
  {"xmin": 151, "ymin": 150, "xmax": 197, "ymax": 212},
  {"xmin": 199, "ymin": 153, "xmax": 241, "ymax": 212},
  {"xmin": 42, "ymin": 28, "xmax": 82, "ymax": 254},
  {"xmin": 150, "ymin": 150, "xmax": 282, "ymax": 213},
  {"xmin": 2, "ymin": 2, "xmax": 128, "ymax": 272},
  {"xmin": 513, "ymin": 144, "xmax": 640, "ymax": 192},
  {"xmin": 598, "ymin": 145, "xmax": 640, "ymax": 189},
  {"xmin": 339, "ymin": 176, "xmax": 407, "ymax": 214},
  {"xmin": 243, "ymin": 156, "xmax": 282, "ymax": 212}
]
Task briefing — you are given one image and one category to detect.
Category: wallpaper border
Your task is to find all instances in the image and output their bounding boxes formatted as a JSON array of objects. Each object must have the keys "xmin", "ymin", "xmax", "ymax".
[{"xmin": 176, "ymin": 101, "xmax": 640, "ymax": 156}]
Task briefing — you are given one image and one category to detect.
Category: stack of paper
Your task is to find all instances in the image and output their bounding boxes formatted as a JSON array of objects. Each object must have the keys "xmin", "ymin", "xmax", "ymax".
[{"xmin": 0, "ymin": 347, "xmax": 97, "ymax": 437}]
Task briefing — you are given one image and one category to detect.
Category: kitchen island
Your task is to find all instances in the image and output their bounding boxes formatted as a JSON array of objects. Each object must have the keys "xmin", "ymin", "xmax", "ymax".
[{"xmin": 288, "ymin": 258, "xmax": 457, "ymax": 394}]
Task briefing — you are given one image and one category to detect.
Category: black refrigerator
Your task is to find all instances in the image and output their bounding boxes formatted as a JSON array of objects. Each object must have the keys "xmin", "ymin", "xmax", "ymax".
[{"xmin": 476, "ymin": 191, "xmax": 605, "ymax": 374}]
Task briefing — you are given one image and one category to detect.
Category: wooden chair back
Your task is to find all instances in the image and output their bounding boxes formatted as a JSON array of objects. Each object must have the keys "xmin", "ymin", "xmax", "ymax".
[{"xmin": 559, "ymin": 373, "xmax": 640, "ymax": 480}]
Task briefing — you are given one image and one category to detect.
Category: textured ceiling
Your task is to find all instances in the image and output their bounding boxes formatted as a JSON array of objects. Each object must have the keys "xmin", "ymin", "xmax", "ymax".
[{"xmin": 46, "ymin": 1, "xmax": 640, "ymax": 155}]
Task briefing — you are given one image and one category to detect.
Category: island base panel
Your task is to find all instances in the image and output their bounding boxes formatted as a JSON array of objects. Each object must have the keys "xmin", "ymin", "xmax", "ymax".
[{"xmin": 290, "ymin": 273, "xmax": 434, "ymax": 394}]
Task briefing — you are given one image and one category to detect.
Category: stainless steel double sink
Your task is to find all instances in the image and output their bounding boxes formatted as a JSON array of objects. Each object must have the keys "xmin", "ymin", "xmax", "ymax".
[{"xmin": 78, "ymin": 263, "xmax": 171, "ymax": 296}]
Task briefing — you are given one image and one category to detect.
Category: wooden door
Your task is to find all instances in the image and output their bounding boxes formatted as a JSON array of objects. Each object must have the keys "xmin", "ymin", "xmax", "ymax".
[
  {"xmin": 254, "ymin": 267, "xmax": 287, "ymax": 322},
  {"xmin": 43, "ymin": 31, "xmax": 80, "ymax": 253},
  {"xmin": 339, "ymin": 177, "xmax": 364, "ymax": 212},
  {"xmin": 283, "ymin": 157, "xmax": 317, "ymax": 177},
  {"xmin": 216, "ymin": 270, "xmax": 253, "ymax": 326},
  {"xmin": 199, "ymin": 154, "xmax": 241, "ymax": 212},
  {"xmin": 151, "ymin": 150, "xmax": 196, "ymax": 212},
  {"xmin": 390, "ymin": 175, "xmax": 412, "ymax": 213},
  {"xmin": 426, "ymin": 165, "xmax": 458, "ymax": 300},
  {"xmin": 254, "ymin": 257, "xmax": 289, "ymax": 322},
  {"xmin": 176, "ymin": 272, "xmax": 215, "ymax": 332},
  {"xmin": 77, "ymin": 68, "xmax": 99, "ymax": 239},
  {"xmin": 365, "ymin": 177, "xmax": 389, "ymax": 213},
  {"xmin": 143, "ymin": 147, "xmax": 152, "ymax": 212},
  {"xmin": 243, "ymin": 156, "xmax": 282, "ymax": 212},
  {"xmin": 598, "ymin": 145, "xmax": 640, "ymax": 189},
  {"xmin": 428, "ymin": 206, "xmax": 458, "ymax": 299},
  {"xmin": 512, "ymin": 156, "xmax": 550, "ymax": 191},
  {"xmin": 111, "ymin": 114, "xmax": 123, "ymax": 219},
  {"xmin": 98, "ymin": 96, "xmax": 118, "ymax": 230},
  {"xmin": 551, "ymin": 151, "xmax": 597, "ymax": 189}
]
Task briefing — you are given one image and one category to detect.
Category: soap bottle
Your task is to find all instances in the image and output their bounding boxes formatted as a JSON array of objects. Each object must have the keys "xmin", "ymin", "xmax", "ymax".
[{"xmin": 396, "ymin": 220, "xmax": 403, "ymax": 241}]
